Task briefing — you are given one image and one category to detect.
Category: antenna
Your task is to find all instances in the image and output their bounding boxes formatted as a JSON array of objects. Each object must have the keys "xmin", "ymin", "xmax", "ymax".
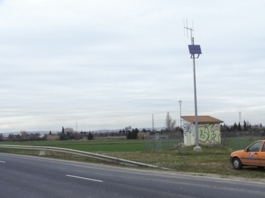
[
  {"xmin": 184, "ymin": 19, "xmax": 194, "ymax": 41},
  {"xmin": 183, "ymin": 19, "xmax": 185, "ymax": 36},
  {"xmin": 186, "ymin": 19, "xmax": 189, "ymax": 37},
  {"xmin": 192, "ymin": 20, "xmax": 194, "ymax": 38},
  {"xmin": 184, "ymin": 19, "xmax": 201, "ymax": 58}
]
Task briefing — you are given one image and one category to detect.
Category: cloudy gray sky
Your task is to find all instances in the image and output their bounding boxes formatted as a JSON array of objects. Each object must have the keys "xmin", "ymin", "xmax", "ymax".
[{"xmin": 0, "ymin": 0, "xmax": 264, "ymax": 133}]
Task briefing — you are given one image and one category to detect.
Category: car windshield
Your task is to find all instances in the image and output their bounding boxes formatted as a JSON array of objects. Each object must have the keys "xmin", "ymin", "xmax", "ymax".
[{"xmin": 248, "ymin": 142, "xmax": 262, "ymax": 152}]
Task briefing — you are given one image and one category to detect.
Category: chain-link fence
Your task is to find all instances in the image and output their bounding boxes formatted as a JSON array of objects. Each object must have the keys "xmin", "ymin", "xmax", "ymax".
[
  {"xmin": 221, "ymin": 131, "xmax": 264, "ymax": 150},
  {"xmin": 144, "ymin": 132, "xmax": 183, "ymax": 151},
  {"xmin": 144, "ymin": 131, "xmax": 264, "ymax": 152}
]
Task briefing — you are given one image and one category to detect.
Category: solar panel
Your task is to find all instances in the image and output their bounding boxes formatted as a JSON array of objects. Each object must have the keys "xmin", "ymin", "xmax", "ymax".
[{"xmin": 188, "ymin": 45, "xmax": 202, "ymax": 54}]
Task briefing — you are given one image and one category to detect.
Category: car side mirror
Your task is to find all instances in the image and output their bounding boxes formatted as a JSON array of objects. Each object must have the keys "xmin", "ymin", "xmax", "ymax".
[{"xmin": 244, "ymin": 148, "xmax": 249, "ymax": 152}]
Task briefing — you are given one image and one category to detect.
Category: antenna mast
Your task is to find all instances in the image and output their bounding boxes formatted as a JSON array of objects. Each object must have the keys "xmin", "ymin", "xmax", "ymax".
[
  {"xmin": 184, "ymin": 19, "xmax": 202, "ymax": 151},
  {"xmin": 184, "ymin": 19, "xmax": 195, "ymax": 44}
]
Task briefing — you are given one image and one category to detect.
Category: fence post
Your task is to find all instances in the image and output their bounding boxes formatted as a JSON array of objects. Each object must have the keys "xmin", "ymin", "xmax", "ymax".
[
  {"xmin": 144, "ymin": 135, "xmax": 146, "ymax": 151},
  {"xmin": 237, "ymin": 132, "xmax": 240, "ymax": 150},
  {"xmin": 154, "ymin": 138, "xmax": 155, "ymax": 152},
  {"xmin": 168, "ymin": 134, "xmax": 170, "ymax": 149}
]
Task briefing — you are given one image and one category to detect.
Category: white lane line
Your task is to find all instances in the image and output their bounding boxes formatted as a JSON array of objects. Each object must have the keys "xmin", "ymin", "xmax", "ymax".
[
  {"xmin": 66, "ymin": 175, "xmax": 103, "ymax": 183},
  {"xmin": 0, "ymin": 161, "xmax": 6, "ymax": 163}
]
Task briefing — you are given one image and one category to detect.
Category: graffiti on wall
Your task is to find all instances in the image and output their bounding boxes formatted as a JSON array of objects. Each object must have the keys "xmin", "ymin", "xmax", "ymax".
[
  {"xmin": 182, "ymin": 122, "xmax": 194, "ymax": 134},
  {"xmin": 182, "ymin": 122, "xmax": 221, "ymax": 145},
  {"xmin": 182, "ymin": 122, "xmax": 195, "ymax": 145},
  {"xmin": 199, "ymin": 124, "xmax": 220, "ymax": 144}
]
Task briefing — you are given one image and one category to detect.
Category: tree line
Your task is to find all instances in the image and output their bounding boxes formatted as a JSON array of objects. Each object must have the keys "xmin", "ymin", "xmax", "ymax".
[{"xmin": 221, "ymin": 120, "xmax": 263, "ymax": 132}]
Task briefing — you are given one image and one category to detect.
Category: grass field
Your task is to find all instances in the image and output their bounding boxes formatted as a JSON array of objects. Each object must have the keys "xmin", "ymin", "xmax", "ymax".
[
  {"xmin": 0, "ymin": 139, "xmax": 145, "ymax": 152},
  {"xmin": 1, "ymin": 138, "xmax": 265, "ymax": 180},
  {"xmin": 222, "ymin": 136, "xmax": 263, "ymax": 150}
]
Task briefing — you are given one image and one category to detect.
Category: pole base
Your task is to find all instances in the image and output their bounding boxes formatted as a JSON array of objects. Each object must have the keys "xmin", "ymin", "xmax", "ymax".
[{"xmin": 193, "ymin": 146, "xmax": 202, "ymax": 152}]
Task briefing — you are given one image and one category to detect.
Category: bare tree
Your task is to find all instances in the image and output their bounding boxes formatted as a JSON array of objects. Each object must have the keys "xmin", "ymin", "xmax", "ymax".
[
  {"xmin": 64, "ymin": 127, "xmax": 74, "ymax": 133},
  {"xmin": 20, "ymin": 131, "xmax": 28, "ymax": 140},
  {"xmin": 165, "ymin": 112, "xmax": 176, "ymax": 137},
  {"xmin": 0, "ymin": 133, "xmax": 3, "ymax": 141}
]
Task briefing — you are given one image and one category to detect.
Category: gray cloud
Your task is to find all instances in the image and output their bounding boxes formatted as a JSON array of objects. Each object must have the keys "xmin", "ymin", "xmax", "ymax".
[{"xmin": 0, "ymin": 0, "xmax": 265, "ymax": 132}]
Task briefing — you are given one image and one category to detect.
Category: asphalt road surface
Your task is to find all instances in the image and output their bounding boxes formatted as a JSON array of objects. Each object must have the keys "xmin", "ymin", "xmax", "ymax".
[{"xmin": 1, "ymin": 153, "xmax": 265, "ymax": 198}]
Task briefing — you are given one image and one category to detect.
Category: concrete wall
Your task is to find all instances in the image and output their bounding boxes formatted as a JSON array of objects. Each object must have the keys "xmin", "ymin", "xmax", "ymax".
[{"xmin": 183, "ymin": 121, "xmax": 221, "ymax": 146}]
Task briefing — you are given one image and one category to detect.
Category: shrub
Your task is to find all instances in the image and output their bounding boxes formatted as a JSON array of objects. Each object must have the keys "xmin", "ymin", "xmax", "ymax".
[{"xmin": 87, "ymin": 132, "xmax": 94, "ymax": 140}]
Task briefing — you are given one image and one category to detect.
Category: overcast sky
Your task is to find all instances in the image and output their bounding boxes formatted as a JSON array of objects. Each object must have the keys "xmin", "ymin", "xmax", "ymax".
[{"xmin": 0, "ymin": 0, "xmax": 265, "ymax": 133}]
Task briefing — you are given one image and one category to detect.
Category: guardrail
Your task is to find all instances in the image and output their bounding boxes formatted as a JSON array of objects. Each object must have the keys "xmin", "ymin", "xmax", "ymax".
[{"xmin": 0, "ymin": 144, "xmax": 164, "ymax": 169}]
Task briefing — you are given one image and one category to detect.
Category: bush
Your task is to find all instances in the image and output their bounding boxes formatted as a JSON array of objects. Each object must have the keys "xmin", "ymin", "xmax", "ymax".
[{"xmin": 87, "ymin": 132, "xmax": 94, "ymax": 140}]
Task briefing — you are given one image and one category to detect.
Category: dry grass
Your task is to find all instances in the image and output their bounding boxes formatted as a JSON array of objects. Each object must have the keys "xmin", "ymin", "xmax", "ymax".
[{"xmin": 96, "ymin": 147, "xmax": 265, "ymax": 179}]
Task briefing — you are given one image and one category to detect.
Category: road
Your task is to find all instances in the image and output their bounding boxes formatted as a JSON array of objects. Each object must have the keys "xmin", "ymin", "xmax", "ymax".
[{"xmin": 0, "ymin": 153, "xmax": 265, "ymax": 198}]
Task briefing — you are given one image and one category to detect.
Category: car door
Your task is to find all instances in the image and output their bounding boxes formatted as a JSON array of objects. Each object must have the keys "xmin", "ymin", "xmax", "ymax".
[
  {"xmin": 258, "ymin": 142, "xmax": 265, "ymax": 166},
  {"xmin": 241, "ymin": 141, "xmax": 262, "ymax": 166}
]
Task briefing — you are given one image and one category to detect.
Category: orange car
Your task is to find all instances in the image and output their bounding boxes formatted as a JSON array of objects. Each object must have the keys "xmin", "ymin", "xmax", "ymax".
[{"xmin": 230, "ymin": 140, "xmax": 265, "ymax": 169}]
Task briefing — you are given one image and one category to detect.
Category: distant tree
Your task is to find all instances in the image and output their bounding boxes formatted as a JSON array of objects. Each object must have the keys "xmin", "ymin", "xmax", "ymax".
[
  {"xmin": 143, "ymin": 129, "xmax": 146, "ymax": 132},
  {"xmin": 16, "ymin": 134, "xmax": 22, "ymax": 141},
  {"xmin": 60, "ymin": 132, "xmax": 67, "ymax": 140},
  {"xmin": 49, "ymin": 131, "xmax": 52, "ymax": 135},
  {"xmin": 127, "ymin": 131, "xmax": 132, "ymax": 139},
  {"xmin": 87, "ymin": 132, "xmax": 94, "ymax": 140},
  {"xmin": 233, "ymin": 122, "xmax": 238, "ymax": 131},
  {"xmin": 131, "ymin": 128, "xmax": 139, "ymax": 139},
  {"xmin": 131, "ymin": 129, "xmax": 135, "ymax": 139},
  {"xmin": 62, "ymin": 127, "xmax": 65, "ymax": 134},
  {"xmin": 243, "ymin": 120, "xmax": 247, "ymax": 131},
  {"xmin": 238, "ymin": 122, "xmax": 242, "ymax": 131},
  {"xmin": 0, "ymin": 133, "xmax": 3, "ymax": 141},
  {"xmin": 135, "ymin": 128, "xmax": 139, "ymax": 135},
  {"xmin": 64, "ymin": 127, "xmax": 74, "ymax": 133},
  {"xmin": 165, "ymin": 112, "xmax": 176, "ymax": 137},
  {"xmin": 220, "ymin": 124, "xmax": 226, "ymax": 132},
  {"xmin": 8, "ymin": 134, "xmax": 16, "ymax": 141},
  {"xmin": 20, "ymin": 131, "xmax": 28, "ymax": 140}
]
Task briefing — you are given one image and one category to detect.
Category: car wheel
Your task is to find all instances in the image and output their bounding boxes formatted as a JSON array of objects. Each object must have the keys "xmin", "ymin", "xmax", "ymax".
[{"xmin": 232, "ymin": 157, "xmax": 242, "ymax": 170}]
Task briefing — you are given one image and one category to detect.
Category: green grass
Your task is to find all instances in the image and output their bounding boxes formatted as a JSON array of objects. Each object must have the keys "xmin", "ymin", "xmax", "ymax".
[
  {"xmin": 1, "ymin": 139, "xmax": 265, "ymax": 180},
  {"xmin": 0, "ymin": 139, "xmax": 144, "ymax": 152},
  {"xmin": 222, "ymin": 136, "xmax": 263, "ymax": 150}
]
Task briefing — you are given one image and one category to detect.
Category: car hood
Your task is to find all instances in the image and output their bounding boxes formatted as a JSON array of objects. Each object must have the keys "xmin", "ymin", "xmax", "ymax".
[{"xmin": 230, "ymin": 150, "xmax": 244, "ymax": 156}]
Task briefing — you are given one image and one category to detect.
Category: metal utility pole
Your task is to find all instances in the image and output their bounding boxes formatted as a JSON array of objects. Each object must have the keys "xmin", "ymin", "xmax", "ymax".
[
  {"xmin": 179, "ymin": 100, "xmax": 182, "ymax": 144},
  {"xmin": 184, "ymin": 20, "xmax": 202, "ymax": 151},
  {"xmin": 152, "ymin": 114, "xmax": 154, "ymax": 132},
  {"xmin": 179, "ymin": 100, "xmax": 182, "ymax": 128}
]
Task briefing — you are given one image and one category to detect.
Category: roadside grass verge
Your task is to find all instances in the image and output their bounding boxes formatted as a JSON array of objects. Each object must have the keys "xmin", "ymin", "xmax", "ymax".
[{"xmin": 1, "ymin": 140, "xmax": 265, "ymax": 180}]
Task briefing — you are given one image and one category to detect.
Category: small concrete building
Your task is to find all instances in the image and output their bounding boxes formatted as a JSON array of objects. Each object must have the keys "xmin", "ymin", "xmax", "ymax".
[{"xmin": 181, "ymin": 115, "xmax": 223, "ymax": 146}]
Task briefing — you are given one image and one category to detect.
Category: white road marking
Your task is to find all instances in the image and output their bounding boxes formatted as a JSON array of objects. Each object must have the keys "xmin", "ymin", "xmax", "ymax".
[
  {"xmin": 0, "ymin": 161, "xmax": 6, "ymax": 163},
  {"xmin": 66, "ymin": 174, "xmax": 103, "ymax": 183}
]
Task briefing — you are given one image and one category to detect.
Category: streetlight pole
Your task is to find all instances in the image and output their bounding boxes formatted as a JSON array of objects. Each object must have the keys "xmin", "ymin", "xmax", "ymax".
[{"xmin": 179, "ymin": 100, "xmax": 182, "ymax": 128}]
